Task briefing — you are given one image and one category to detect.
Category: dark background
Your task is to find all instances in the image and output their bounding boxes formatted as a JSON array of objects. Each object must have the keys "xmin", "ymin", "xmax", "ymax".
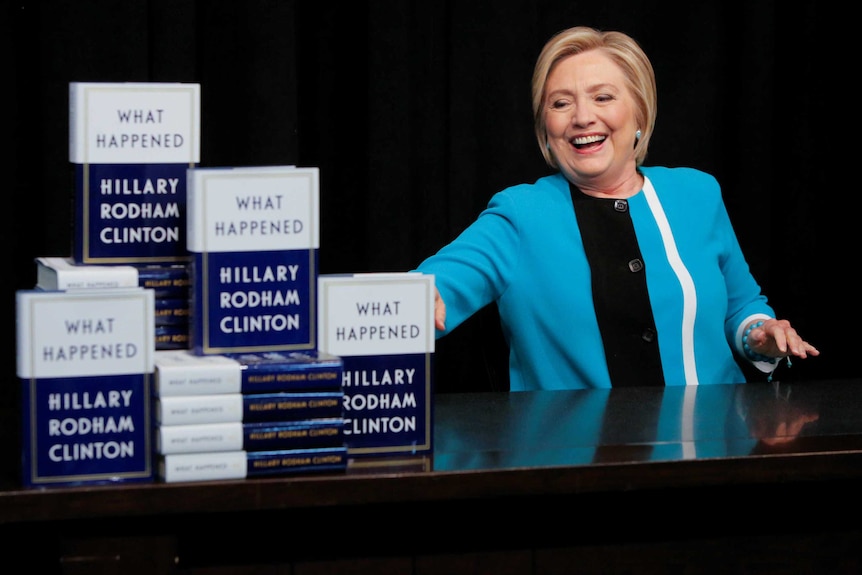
[{"xmin": 6, "ymin": 0, "xmax": 857, "ymax": 405}]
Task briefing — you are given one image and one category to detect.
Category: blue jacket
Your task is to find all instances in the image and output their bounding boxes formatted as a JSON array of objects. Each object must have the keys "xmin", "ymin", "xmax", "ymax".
[{"xmin": 416, "ymin": 166, "xmax": 775, "ymax": 390}]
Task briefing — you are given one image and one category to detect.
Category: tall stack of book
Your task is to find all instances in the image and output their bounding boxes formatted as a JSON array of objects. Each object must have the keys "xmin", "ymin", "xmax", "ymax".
[
  {"xmin": 154, "ymin": 163, "xmax": 351, "ymax": 482},
  {"xmin": 71, "ymin": 81, "xmax": 200, "ymax": 351},
  {"xmin": 153, "ymin": 349, "xmax": 348, "ymax": 482}
]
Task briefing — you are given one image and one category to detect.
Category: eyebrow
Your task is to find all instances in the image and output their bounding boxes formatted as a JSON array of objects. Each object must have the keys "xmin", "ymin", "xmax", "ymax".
[{"xmin": 546, "ymin": 82, "xmax": 620, "ymax": 99}]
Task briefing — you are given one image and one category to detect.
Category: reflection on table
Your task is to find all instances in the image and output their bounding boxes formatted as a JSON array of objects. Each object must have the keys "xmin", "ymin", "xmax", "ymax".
[{"xmin": 433, "ymin": 379, "xmax": 858, "ymax": 471}]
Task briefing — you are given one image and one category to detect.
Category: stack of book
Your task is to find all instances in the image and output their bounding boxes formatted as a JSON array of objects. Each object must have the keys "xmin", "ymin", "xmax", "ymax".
[
  {"xmin": 18, "ymin": 80, "xmax": 440, "ymax": 489},
  {"xmin": 34, "ymin": 257, "xmax": 192, "ymax": 351},
  {"xmin": 153, "ymin": 349, "xmax": 348, "ymax": 482}
]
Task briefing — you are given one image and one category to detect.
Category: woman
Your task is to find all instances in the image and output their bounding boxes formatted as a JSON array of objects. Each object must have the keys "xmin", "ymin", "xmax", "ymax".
[{"xmin": 415, "ymin": 26, "xmax": 818, "ymax": 390}]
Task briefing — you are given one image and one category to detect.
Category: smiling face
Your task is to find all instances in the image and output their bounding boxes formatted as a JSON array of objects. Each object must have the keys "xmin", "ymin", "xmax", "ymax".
[{"xmin": 544, "ymin": 49, "xmax": 642, "ymax": 197}]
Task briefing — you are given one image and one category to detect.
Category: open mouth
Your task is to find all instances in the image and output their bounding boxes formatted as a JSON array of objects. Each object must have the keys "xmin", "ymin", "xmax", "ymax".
[{"xmin": 571, "ymin": 134, "xmax": 606, "ymax": 150}]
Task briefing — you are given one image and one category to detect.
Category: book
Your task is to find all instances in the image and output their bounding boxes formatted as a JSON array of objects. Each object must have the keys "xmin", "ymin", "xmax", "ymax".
[
  {"xmin": 16, "ymin": 287, "xmax": 156, "ymax": 487},
  {"xmin": 36, "ymin": 257, "xmax": 190, "ymax": 298},
  {"xmin": 154, "ymin": 297, "xmax": 190, "ymax": 326},
  {"xmin": 135, "ymin": 264, "xmax": 190, "ymax": 298},
  {"xmin": 155, "ymin": 418, "xmax": 345, "ymax": 454},
  {"xmin": 155, "ymin": 325, "xmax": 191, "ymax": 351},
  {"xmin": 186, "ymin": 165, "xmax": 319, "ymax": 354},
  {"xmin": 317, "ymin": 272, "xmax": 435, "ymax": 458},
  {"xmin": 36, "ymin": 256, "xmax": 139, "ymax": 290},
  {"xmin": 69, "ymin": 81, "xmax": 201, "ymax": 265},
  {"xmin": 154, "ymin": 390, "xmax": 343, "ymax": 426},
  {"xmin": 154, "ymin": 349, "xmax": 343, "ymax": 396},
  {"xmin": 158, "ymin": 446, "xmax": 348, "ymax": 482}
]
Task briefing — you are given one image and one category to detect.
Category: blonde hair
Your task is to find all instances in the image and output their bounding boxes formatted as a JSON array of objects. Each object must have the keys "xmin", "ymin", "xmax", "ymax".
[{"xmin": 532, "ymin": 26, "xmax": 657, "ymax": 168}]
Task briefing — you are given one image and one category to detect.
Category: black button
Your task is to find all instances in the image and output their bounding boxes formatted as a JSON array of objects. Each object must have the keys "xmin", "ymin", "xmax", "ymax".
[
  {"xmin": 628, "ymin": 259, "xmax": 643, "ymax": 272},
  {"xmin": 614, "ymin": 199, "xmax": 628, "ymax": 212},
  {"xmin": 641, "ymin": 328, "xmax": 656, "ymax": 343}
]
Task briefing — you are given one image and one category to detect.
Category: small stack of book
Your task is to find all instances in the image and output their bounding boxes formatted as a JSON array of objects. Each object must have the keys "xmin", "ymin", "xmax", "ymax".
[
  {"xmin": 35, "ymin": 257, "xmax": 192, "ymax": 351},
  {"xmin": 148, "ymin": 264, "xmax": 192, "ymax": 351},
  {"xmin": 153, "ymin": 349, "xmax": 348, "ymax": 482}
]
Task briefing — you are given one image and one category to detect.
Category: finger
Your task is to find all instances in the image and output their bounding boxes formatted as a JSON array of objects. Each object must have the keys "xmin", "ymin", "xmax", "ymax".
[
  {"xmin": 770, "ymin": 326, "xmax": 789, "ymax": 354},
  {"xmin": 760, "ymin": 319, "xmax": 793, "ymax": 354},
  {"xmin": 803, "ymin": 342, "xmax": 820, "ymax": 357},
  {"xmin": 434, "ymin": 290, "xmax": 446, "ymax": 331}
]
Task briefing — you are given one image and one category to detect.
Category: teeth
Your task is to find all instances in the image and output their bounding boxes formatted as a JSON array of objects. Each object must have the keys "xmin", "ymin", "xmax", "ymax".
[{"xmin": 573, "ymin": 135, "xmax": 605, "ymax": 145}]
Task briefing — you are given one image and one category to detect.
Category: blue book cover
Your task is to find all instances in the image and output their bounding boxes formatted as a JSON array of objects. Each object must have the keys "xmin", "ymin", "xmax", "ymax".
[
  {"xmin": 159, "ymin": 446, "xmax": 347, "ymax": 482},
  {"xmin": 317, "ymin": 273, "xmax": 435, "ymax": 459},
  {"xmin": 73, "ymin": 163, "xmax": 193, "ymax": 264},
  {"xmin": 154, "ymin": 390, "xmax": 343, "ymax": 425},
  {"xmin": 16, "ymin": 288, "xmax": 156, "ymax": 487},
  {"xmin": 155, "ymin": 418, "xmax": 345, "ymax": 454},
  {"xmin": 69, "ymin": 82, "xmax": 201, "ymax": 265},
  {"xmin": 154, "ymin": 349, "xmax": 343, "ymax": 396},
  {"xmin": 186, "ymin": 166, "xmax": 319, "ymax": 354}
]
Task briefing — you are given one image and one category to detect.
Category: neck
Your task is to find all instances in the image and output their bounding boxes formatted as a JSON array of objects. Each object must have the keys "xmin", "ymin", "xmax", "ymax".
[{"xmin": 571, "ymin": 170, "xmax": 643, "ymax": 199}]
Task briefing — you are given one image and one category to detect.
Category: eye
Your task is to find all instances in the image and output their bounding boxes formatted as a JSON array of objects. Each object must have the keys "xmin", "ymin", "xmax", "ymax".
[
  {"xmin": 550, "ymin": 99, "xmax": 571, "ymax": 110},
  {"xmin": 595, "ymin": 94, "xmax": 614, "ymax": 103}
]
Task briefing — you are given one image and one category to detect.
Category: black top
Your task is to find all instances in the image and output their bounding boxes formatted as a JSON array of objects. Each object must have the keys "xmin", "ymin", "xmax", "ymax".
[{"xmin": 569, "ymin": 183, "xmax": 665, "ymax": 386}]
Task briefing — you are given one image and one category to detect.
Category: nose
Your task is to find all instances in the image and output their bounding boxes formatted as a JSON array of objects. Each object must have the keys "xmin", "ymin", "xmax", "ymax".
[{"xmin": 571, "ymin": 101, "xmax": 594, "ymax": 127}]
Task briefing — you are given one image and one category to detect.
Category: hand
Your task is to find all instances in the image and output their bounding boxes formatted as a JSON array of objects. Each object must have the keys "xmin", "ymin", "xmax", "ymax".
[
  {"xmin": 746, "ymin": 318, "xmax": 820, "ymax": 360},
  {"xmin": 737, "ymin": 383, "xmax": 820, "ymax": 447},
  {"xmin": 434, "ymin": 287, "xmax": 447, "ymax": 331}
]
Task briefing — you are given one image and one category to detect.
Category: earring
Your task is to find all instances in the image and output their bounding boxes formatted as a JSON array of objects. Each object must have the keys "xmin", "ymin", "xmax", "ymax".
[{"xmin": 635, "ymin": 130, "xmax": 642, "ymax": 141}]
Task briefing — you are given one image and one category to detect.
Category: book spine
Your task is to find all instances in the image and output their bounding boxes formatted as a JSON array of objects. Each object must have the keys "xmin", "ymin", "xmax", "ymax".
[
  {"xmin": 136, "ymin": 264, "xmax": 190, "ymax": 298},
  {"xmin": 239, "ymin": 362, "xmax": 343, "ymax": 393},
  {"xmin": 158, "ymin": 446, "xmax": 348, "ymax": 482},
  {"xmin": 156, "ymin": 419, "xmax": 345, "ymax": 454},
  {"xmin": 155, "ymin": 391, "xmax": 343, "ymax": 425},
  {"xmin": 155, "ymin": 394, "xmax": 243, "ymax": 426},
  {"xmin": 186, "ymin": 167, "xmax": 320, "ymax": 354},
  {"xmin": 155, "ymin": 324, "xmax": 191, "ymax": 351},
  {"xmin": 153, "ymin": 350, "xmax": 241, "ymax": 396},
  {"xmin": 242, "ymin": 391, "xmax": 342, "ymax": 422},
  {"xmin": 154, "ymin": 297, "xmax": 191, "ymax": 326}
]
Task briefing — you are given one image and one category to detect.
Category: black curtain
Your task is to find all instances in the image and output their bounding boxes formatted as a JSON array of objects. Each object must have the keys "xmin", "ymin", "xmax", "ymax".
[{"xmin": 7, "ymin": 0, "xmax": 858, "ymax": 404}]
